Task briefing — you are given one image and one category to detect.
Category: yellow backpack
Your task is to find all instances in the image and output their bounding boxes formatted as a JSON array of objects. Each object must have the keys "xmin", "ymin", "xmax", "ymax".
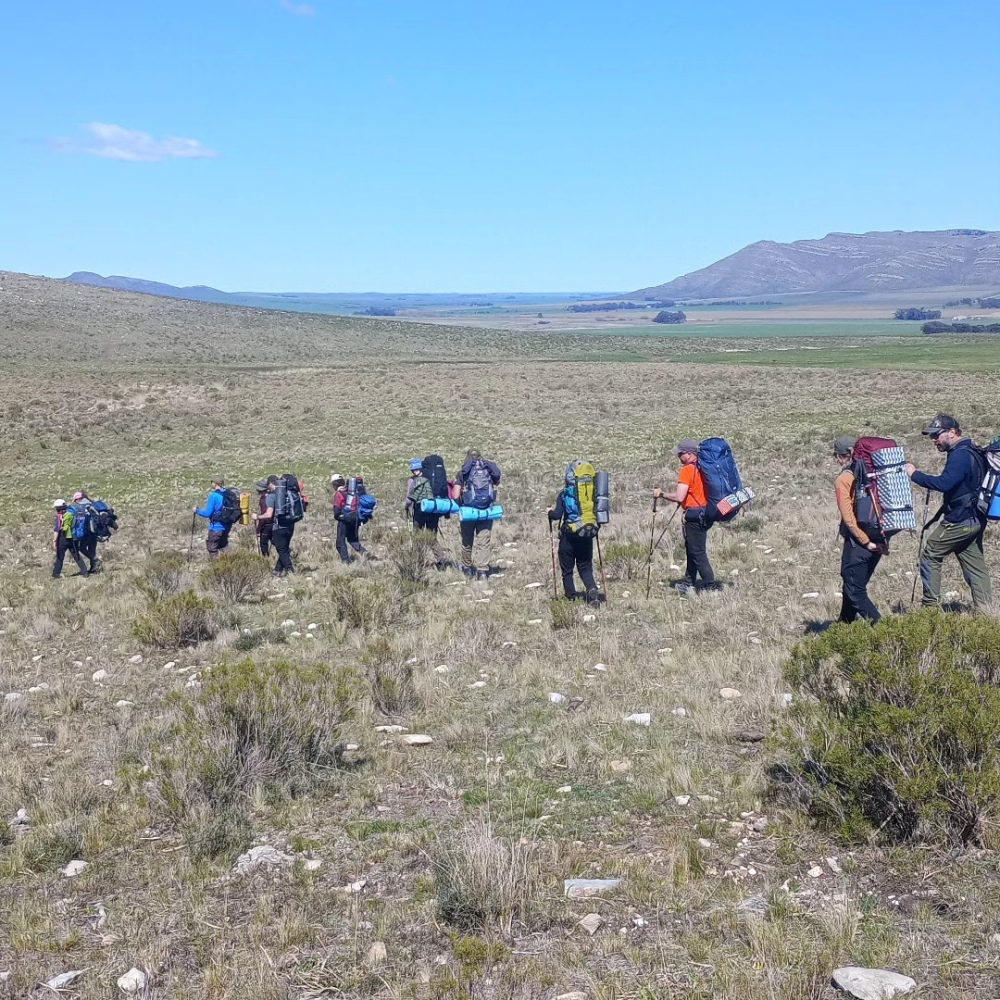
[{"xmin": 565, "ymin": 461, "xmax": 599, "ymax": 538}]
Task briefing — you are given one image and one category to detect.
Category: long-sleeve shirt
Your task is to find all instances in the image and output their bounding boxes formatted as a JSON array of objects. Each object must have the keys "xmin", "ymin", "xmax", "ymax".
[
  {"xmin": 911, "ymin": 439, "xmax": 982, "ymax": 524},
  {"xmin": 835, "ymin": 469, "xmax": 871, "ymax": 546},
  {"xmin": 195, "ymin": 489, "xmax": 227, "ymax": 533}
]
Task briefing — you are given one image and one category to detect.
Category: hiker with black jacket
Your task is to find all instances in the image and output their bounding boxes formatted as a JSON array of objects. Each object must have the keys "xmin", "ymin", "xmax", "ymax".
[
  {"xmin": 654, "ymin": 439, "xmax": 720, "ymax": 594},
  {"xmin": 833, "ymin": 435, "xmax": 884, "ymax": 623},
  {"xmin": 271, "ymin": 473, "xmax": 299, "ymax": 576},
  {"xmin": 194, "ymin": 477, "xmax": 231, "ymax": 559},
  {"xmin": 51, "ymin": 499, "xmax": 89, "ymax": 578},
  {"xmin": 906, "ymin": 414, "xmax": 993, "ymax": 611},
  {"xmin": 457, "ymin": 450, "xmax": 501, "ymax": 579},
  {"xmin": 547, "ymin": 467, "xmax": 601, "ymax": 604}
]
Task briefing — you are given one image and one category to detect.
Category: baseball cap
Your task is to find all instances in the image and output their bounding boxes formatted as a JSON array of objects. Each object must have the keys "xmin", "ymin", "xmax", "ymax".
[
  {"xmin": 672, "ymin": 439, "xmax": 699, "ymax": 456},
  {"xmin": 921, "ymin": 413, "xmax": 960, "ymax": 437},
  {"xmin": 255, "ymin": 479, "xmax": 269, "ymax": 492},
  {"xmin": 409, "ymin": 458, "xmax": 423, "ymax": 472},
  {"xmin": 833, "ymin": 434, "xmax": 857, "ymax": 457},
  {"xmin": 53, "ymin": 498, "xmax": 66, "ymax": 508},
  {"xmin": 72, "ymin": 491, "xmax": 85, "ymax": 501}
]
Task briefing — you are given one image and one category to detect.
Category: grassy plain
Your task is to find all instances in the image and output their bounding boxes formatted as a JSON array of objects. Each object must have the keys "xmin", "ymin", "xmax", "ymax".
[{"xmin": 2, "ymin": 274, "xmax": 1000, "ymax": 999}]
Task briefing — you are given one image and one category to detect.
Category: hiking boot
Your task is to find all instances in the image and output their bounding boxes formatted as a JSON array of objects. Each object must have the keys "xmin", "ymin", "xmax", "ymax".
[
  {"xmin": 585, "ymin": 590, "xmax": 604, "ymax": 607},
  {"xmin": 673, "ymin": 582, "xmax": 694, "ymax": 596},
  {"xmin": 461, "ymin": 566, "xmax": 476, "ymax": 579},
  {"xmin": 698, "ymin": 582, "xmax": 723, "ymax": 593},
  {"xmin": 477, "ymin": 569, "xmax": 489, "ymax": 581}
]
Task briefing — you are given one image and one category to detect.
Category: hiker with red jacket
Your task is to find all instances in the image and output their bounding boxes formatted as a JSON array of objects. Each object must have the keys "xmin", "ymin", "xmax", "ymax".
[
  {"xmin": 654, "ymin": 438, "xmax": 720, "ymax": 595},
  {"xmin": 332, "ymin": 473, "xmax": 368, "ymax": 563},
  {"xmin": 905, "ymin": 413, "xmax": 993, "ymax": 611},
  {"xmin": 833, "ymin": 435, "xmax": 884, "ymax": 623}
]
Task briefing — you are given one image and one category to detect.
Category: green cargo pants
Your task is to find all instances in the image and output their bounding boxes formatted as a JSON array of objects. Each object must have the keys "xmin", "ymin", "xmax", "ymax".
[{"xmin": 919, "ymin": 519, "xmax": 993, "ymax": 611}]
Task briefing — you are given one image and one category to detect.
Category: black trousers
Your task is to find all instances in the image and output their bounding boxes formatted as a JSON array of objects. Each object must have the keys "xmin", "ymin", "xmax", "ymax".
[
  {"xmin": 206, "ymin": 530, "xmax": 230, "ymax": 559},
  {"xmin": 840, "ymin": 535, "xmax": 881, "ymax": 623},
  {"xmin": 682, "ymin": 512, "xmax": 715, "ymax": 586},
  {"xmin": 257, "ymin": 527, "xmax": 272, "ymax": 557},
  {"xmin": 336, "ymin": 516, "xmax": 365, "ymax": 562},
  {"xmin": 79, "ymin": 534, "xmax": 99, "ymax": 572},
  {"xmin": 558, "ymin": 530, "xmax": 598, "ymax": 598},
  {"xmin": 272, "ymin": 524, "xmax": 294, "ymax": 574},
  {"xmin": 53, "ymin": 535, "xmax": 88, "ymax": 578}
]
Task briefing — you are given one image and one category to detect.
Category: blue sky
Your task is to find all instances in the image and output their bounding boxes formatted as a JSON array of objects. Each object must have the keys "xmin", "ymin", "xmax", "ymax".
[{"xmin": 2, "ymin": 0, "xmax": 998, "ymax": 292}]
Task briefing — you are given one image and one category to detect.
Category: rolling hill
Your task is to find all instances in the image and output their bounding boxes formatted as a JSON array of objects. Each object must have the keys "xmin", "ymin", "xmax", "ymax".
[{"xmin": 634, "ymin": 229, "xmax": 1000, "ymax": 300}]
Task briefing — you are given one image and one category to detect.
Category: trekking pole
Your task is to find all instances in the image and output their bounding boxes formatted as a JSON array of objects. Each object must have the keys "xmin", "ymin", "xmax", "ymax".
[
  {"xmin": 645, "ymin": 495, "xmax": 659, "ymax": 599},
  {"xmin": 596, "ymin": 532, "xmax": 609, "ymax": 605},
  {"xmin": 548, "ymin": 519, "xmax": 559, "ymax": 599},
  {"xmin": 188, "ymin": 511, "xmax": 197, "ymax": 564},
  {"xmin": 910, "ymin": 488, "xmax": 932, "ymax": 607}
]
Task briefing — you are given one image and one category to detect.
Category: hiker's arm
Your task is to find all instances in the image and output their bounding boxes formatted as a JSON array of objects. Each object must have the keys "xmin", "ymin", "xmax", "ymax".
[
  {"xmin": 835, "ymin": 472, "xmax": 872, "ymax": 546},
  {"xmin": 548, "ymin": 493, "xmax": 565, "ymax": 521},
  {"xmin": 487, "ymin": 460, "xmax": 502, "ymax": 484},
  {"xmin": 194, "ymin": 497, "xmax": 209, "ymax": 518},
  {"xmin": 655, "ymin": 483, "xmax": 688, "ymax": 505},
  {"xmin": 910, "ymin": 451, "xmax": 965, "ymax": 494}
]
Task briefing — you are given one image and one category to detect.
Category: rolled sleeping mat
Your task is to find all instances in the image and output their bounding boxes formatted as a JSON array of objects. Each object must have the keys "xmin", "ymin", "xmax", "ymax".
[
  {"xmin": 420, "ymin": 497, "xmax": 460, "ymax": 515},
  {"xmin": 239, "ymin": 492, "xmax": 251, "ymax": 526},
  {"xmin": 459, "ymin": 504, "xmax": 504, "ymax": 522},
  {"xmin": 595, "ymin": 470, "xmax": 611, "ymax": 525}
]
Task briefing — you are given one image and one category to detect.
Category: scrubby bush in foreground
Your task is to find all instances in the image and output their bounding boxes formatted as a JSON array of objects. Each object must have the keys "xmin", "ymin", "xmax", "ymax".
[
  {"xmin": 133, "ymin": 590, "xmax": 217, "ymax": 648},
  {"xmin": 137, "ymin": 550, "xmax": 188, "ymax": 601},
  {"xmin": 362, "ymin": 636, "xmax": 419, "ymax": 715},
  {"xmin": 329, "ymin": 576, "xmax": 403, "ymax": 631},
  {"xmin": 776, "ymin": 610, "xmax": 1000, "ymax": 846},
  {"xmin": 200, "ymin": 550, "xmax": 271, "ymax": 603}
]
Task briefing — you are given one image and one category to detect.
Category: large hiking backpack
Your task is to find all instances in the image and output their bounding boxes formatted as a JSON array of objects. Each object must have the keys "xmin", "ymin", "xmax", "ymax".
[
  {"xmin": 423, "ymin": 455, "xmax": 449, "ymax": 499},
  {"xmin": 852, "ymin": 437, "xmax": 916, "ymax": 535},
  {"xmin": 68, "ymin": 502, "xmax": 91, "ymax": 541},
  {"xmin": 89, "ymin": 500, "xmax": 118, "ymax": 541},
  {"xmin": 977, "ymin": 438, "xmax": 1000, "ymax": 521},
  {"xmin": 347, "ymin": 477, "xmax": 377, "ymax": 524},
  {"xmin": 697, "ymin": 438, "xmax": 754, "ymax": 522},
  {"xmin": 275, "ymin": 475, "xmax": 305, "ymax": 525},
  {"xmin": 563, "ymin": 461, "xmax": 600, "ymax": 538},
  {"xmin": 216, "ymin": 488, "xmax": 243, "ymax": 529},
  {"xmin": 462, "ymin": 459, "xmax": 497, "ymax": 510}
]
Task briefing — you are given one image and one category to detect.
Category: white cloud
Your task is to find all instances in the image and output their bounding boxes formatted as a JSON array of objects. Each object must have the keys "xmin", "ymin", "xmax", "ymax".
[
  {"xmin": 279, "ymin": 0, "xmax": 316, "ymax": 15},
  {"xmin": 53, "ymin": 123, "xmax": 217, "ymax": 163}
]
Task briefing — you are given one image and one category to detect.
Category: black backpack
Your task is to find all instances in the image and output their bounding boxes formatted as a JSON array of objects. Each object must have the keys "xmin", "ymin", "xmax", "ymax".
[
  {"xmin": 90, "ymin": 501, "xmax": 118, "ymax": 541},
  {"xmin": 216, "ymin": 488, "xmax": 243, "ymax": 528},
  {"xmin": 276, "ymin": 474, "xmax": 305, "ymax": 525},
  {"xmin": 423, "ymin": 455, "xmax": 449, "ymax": 499}
]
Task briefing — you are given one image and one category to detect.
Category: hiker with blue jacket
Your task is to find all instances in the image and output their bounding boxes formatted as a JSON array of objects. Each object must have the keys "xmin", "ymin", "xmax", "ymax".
[
  {"xmin": 457, "ymin": 450, "xmax": 501, "ymax": 579},
  {"xmin": 194, "ymin": 476, "xmax": 231, "ymax": 560},
  {"xmin": 905, "ymin": 414, "xmax": 993, "ymax": 611}
]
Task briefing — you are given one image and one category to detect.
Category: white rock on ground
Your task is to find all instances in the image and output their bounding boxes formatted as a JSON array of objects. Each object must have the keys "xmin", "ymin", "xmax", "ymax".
[
  {"xmin": 719, "ymin": 687, "xmax": 742, "ymax": 700},
  {"xmin": 624, "ymin": 713, "xmax": 651, "ymax": 725},
  {"xmin": 117, "ymin": 968, "xmax": 147, "ymax": 994},
  {"xmin": 366, "ymin": 941, "xmax": 388, "ymax": 968},
  {"xmin": 674, "ymin": 795, "xmax": 691, "ymax": 806},
  {"xmin": 46, "ymin": 971, "xmax": 84, "ymax": 989},
  {"xmin": 577, "ymin": 913, "xmax": 603, "ymax": 935},
  {"xmin": 548, "ymin": 692, "xmax": 566, "ymax": 703},
  {"xmin": 232, "ymin": 845, "xmax": 293, "ymax": 875},
  {"xmin": 92, "ymin": 669, "xmax": 108, "ymax": 682},
  {"xmin": 553, "ymin": 993, "xmax": 588, "ymax": 1000},
  {"xmin": 593, "ymin": 662, "xmax": 607, "ymax": 671},
  {"xmin": 556, "ymin": 785, "xmax": 572, "ymax": 794},
  {"xmin": 564, "ymin": 878, "xmax": 622, "ymax": 899},
  {"xmin": 402, "ymin": 734, "xmax": 434, "ymax": 746},
  {"xmin": 61, "ymin": 859, "xmax": 89, "ymax": 877},
  {"xmin": 671, "ymin": 706, "xmax": 688, "ymax": 717},
  {"xmin": 375, "ymin": 725, "xmax": 407, "ymax": 734},
  {"xmin": 128, "ymin": 654, "xmax": 143, "ymax": 665},
  {"xmin": 831, "ymin": 967, "xmax": 916, "ymax": 999},
  {"xmin": 525, "ymin": 582, "xmax": 543, "ymax": 589},
  {"xmin": 3, "ymin": 692, "xmax": 21, "ymax": 704}
]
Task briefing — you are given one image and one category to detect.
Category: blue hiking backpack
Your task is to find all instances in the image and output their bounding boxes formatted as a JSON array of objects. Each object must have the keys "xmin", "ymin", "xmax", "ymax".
[
  {"xmin": 358, "ymin": 493, "xmax": 378, "ymax": 524},
  {"xmin": 697, "ymin": 438, "xmax": 753, "ymax": 523},
  {"xmin": 68, "ymin": 503, "xmax": 91, "ymax": 541}
]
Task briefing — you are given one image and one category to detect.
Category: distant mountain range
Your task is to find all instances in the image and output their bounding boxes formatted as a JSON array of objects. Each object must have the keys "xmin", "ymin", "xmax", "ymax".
[
  {"xmin": 633, "ymin": 229, "xmax": 1000, "ymax": 300},
  {"xmin": 61, "ymin": 273, "xmax": 609, "ymax": 315}
]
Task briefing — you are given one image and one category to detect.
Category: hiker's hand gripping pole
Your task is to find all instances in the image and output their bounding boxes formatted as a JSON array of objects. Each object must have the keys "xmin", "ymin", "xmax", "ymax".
[{"xmin": 548, "ymin": 515, "xmax": 559, "ymax": 600}]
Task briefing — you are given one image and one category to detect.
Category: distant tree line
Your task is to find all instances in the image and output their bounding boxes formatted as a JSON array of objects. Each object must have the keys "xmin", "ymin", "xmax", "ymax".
[
  {"xmin": 567, "ymin": 300, "xmax": 673, "ymax": 313},
  {"xmin": 354, "ymin": 306, "xmax": 396, "ymax": 317},
  {"xmin": 703, "ymin": 299, "xmax": 783, "ymax": 306},
  {"xmin": 653, "ymin": 310, "xmax": 686, "ymax": 325},
  {"xmin": 943, "ymin": 296, "xmax": 1000, "ymax": 308},
  {"xmin": 922, "ymin": 321, "xmax": 1000, "ymax": 334},
  {"xmin": 895, "ymin": 308, "xmax": 941, "ymax": 321}
]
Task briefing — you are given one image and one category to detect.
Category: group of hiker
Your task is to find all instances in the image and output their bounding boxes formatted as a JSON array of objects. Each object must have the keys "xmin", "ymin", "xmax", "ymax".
[
  {"xmin": 51, "ymin": 492, "xmax": 118, "ymax": 578},
  {"xmin": 52, "ymin": 414, "xmax": 1000, "ymax": 620},
  {"xmin": 833, "ymin": 413, "xmax": 997, "ymax": 623}
]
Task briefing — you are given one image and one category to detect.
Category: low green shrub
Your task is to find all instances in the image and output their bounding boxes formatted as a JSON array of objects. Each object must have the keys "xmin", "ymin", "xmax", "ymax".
[
  {"xmin": 137, "ymin": 550, "xmax": 188, "ymax": 601},
  {"xmin": 133, "ymin": 590, "xmax": 217, "ymax": 648},
  {"xmin": 232, "ymin": 627, "xmax": 287, "ymax": 653},
  {"xmin": 362, "ymin": 637, "xmax": 419, "ymax": 715},
  {"xmin": 200, "ymin": 550, "xmax": 271, "ymax": 604},
  {"xmin": 391, "ymin": 532, "xmax": 435, "ymax": 584},
  {"xmin": 775, "ymin": 610, "xmax": 1000, "ymax": 846},
  {"xmin": 175, "ymin": 658, "xmax": 359, "ymax": 808},
  {"xmin": 329, "ymin": 577, "xmax": 403, "ymax": 632},
  {"xmin": 550, "ymin": 598, "xmax": 576, "ymax": 630},
  {"xmin": 603, "ymin": 540, "xmax": 648, "ymax": 581}
]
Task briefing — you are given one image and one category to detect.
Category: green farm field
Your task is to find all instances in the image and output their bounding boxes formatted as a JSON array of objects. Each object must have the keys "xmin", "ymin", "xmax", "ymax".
[{"xmin": 2, "ymin": 272, "xmax": 1000, "ymax": 999}]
